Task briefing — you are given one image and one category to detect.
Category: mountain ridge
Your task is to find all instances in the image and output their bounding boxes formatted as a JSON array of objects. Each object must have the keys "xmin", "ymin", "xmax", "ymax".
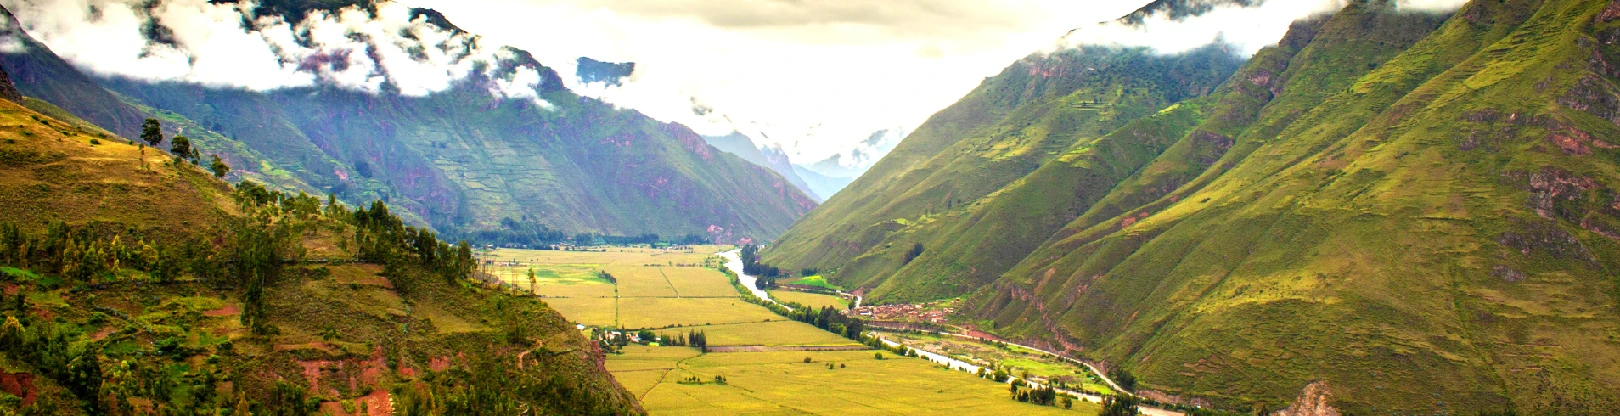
[
  {"xmin": 765, "ymin": 0, "xmax": 1620, "ymax": 412},
  {"xmin": 0, "ymin": 1, "xmax": 814, "ymax": 243}
]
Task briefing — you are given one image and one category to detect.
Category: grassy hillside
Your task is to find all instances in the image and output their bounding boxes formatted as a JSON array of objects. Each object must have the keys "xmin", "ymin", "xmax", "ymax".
[
  {"xmin": 763, "ymin": 45, "xmax": 1245, "ymax": 300},
  {"xmin": 0, "ymin": 3, "xmax": 813, "ymax": 244},
  {"xmin": 962, "ymin": 0, "xmax": 1620, "ymax": 413},
  {"xmin": 0, "ymin": 94, "xmax": 642, "ymax": 414}
]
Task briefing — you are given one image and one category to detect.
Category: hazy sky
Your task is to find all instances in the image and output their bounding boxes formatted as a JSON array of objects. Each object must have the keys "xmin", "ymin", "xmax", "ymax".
[
  {"xmin": 3, "ymin": 0, "xmax": 1469, "ymax": 166},
  {"xmin": 400, "ymin": 0, "xmax": 1153, "ymax": 164}
]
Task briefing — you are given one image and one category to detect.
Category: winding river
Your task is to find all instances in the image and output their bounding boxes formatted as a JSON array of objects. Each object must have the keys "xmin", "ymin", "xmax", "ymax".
[{"xmin": 717, "ymin": 249, "xmax": 782, "ymax": 308}]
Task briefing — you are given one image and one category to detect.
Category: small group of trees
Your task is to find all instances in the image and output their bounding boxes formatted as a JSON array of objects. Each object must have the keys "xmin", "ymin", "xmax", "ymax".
[
  {"xmin": 1108, "ymin": 367, "xmax": 1138, "ymax": 393},
  {"xmin": 901, "ymin": 242, "xmax": 924, "ymax": 265},
  {"xmin": 739, "ymin": 244, "xmax": 782, "ymax": 289},
  {"xmin": 1099, "ymin": 394, "xmax": 1141, "ymax": 416},
  {"xmin": 1010, "ymin": 381, "xmax": 1058, "ymax": 406},
  {"xmin": 782, "ymin": 305, "xmax": 865, "ymax": 341},
  {"xmin": 140, "ymin": 118, "xmax": 229, "ymax": 178}
]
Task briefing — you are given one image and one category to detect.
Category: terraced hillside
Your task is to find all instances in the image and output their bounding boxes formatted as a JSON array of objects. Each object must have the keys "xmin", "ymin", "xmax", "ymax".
[
  {"xmin": 768, "ymin": 0, "xmax": 1620, "ymax": 413},
  {"xmin": 0, "ymin": 2, "xmax": 813, "ymax": 243},
  {"xmin": 0, "ymin": 83, "xmax": 642, "ymax": 414}
]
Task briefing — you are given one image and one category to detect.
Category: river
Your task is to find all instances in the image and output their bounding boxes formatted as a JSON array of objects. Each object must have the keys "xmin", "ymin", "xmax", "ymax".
[
  {"xmin": 717, "ymin": 249, "xmax": 783, "ymax": 308},
  {"xmin": 716, "ymin": 248, "xmax": 1178, "ymax": 415}
]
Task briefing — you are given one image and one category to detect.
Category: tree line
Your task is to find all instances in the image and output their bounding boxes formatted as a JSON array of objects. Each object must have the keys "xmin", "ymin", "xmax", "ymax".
[
  {"xmin": 738, "ymin": 244, "xmax": 783, "ymax": 290},
  {"xmin": 468, "ymin": 218, "xmax": 710, "ymax": 248}
]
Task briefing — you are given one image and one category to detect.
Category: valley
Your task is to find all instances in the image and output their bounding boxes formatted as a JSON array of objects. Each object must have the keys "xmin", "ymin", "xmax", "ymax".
[
  {"xmin": 477, "ymin": 246, "xmax": 1120, "ymax": 415},
  {"xmin": 0, "ymin": 0, "xmax": 1617, "ymax": 413}
]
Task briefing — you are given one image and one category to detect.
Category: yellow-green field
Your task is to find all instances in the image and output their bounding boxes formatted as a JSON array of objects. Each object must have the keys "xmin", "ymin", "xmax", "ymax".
[
  {"xmin": 607, "ymin": 346, "xmax": 1098, "ymax": 415},
  {"xmin": 885, "ymin": 332, "xmax": 1115, "ymax": 395},
  {"xmin": 658, "ymin": 321, "xmax": 860, "ymax": 347},
  {"xmin": 494, "ymin": 247, "xmax": 1092, "ymax": 414},
  {"xmin": 767, "ymin": 290, "xmax": 849, "ymax": 310}
]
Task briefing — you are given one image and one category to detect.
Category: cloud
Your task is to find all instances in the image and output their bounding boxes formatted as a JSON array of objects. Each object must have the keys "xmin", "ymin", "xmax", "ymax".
[
  {"xmin": 0, "ymin": 0, "xmax": 553, "ymax": 105},
  {"xmin": 402, "ymin": 0, "xmax": 1148, "ymax": 164},
  {"xmin": 0, "ymin": 0, "xmax": 1472, "ymax": 167},
  {"xmin": 1060, "ymin": 0, "xmax": 1471, "ymax": 56}
]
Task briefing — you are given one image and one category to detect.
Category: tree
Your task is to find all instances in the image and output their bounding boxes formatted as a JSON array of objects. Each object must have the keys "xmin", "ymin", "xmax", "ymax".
[
  {"xmin": 1108, "ymin": 367, "xmax": 1137, "ymax": 393},
  {"xmin": 527, "ymin": 268, "xmax": 538, "ymax": 293},
  {"xmin": 1100, "ymin": 395, "xmax": 1140, "ymax": 416},
  {"xmin": 171, "ymin": 135, "xmax": 193, "ymax": 161},
  {"xmin": 209, "ymin": 154, "xmax": 230, "ymax": 178},
  {"xmin": 140, "ymin": 118, "xmax": 162, "ymax": 147},
  {"xmin": 902, "ymin": 242, "xmax": 924, "ymax": 265}
]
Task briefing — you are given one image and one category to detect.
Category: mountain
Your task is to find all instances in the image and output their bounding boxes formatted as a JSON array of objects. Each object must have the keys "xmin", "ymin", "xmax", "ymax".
[
  {"xmin": 763, "ymin": 40, "xmax": 1247, "ymax": 300},
  {"xmin": 0, "ymin": 1, "xmax": 814, "ymax": 244},
  {"xmin": 768, "ymin": 0, "xmax": 1620, "ymax": 413},
  {"xmin": 0, "ymin": 80, "xmax": 641, "ymax": 414},
  {"xmin": 791, "ymin": 164, "xmax": 853, "ymax": 202},
  {"xmin": 703, "ymin": 132, "xmax": 821, "ymax": 201}
]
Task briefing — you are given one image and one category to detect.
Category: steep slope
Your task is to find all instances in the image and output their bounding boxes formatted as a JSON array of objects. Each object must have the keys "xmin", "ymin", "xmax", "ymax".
[
  {"xmin": 0, "ymin": 90, "xmax": 641, "ymax": 413},
  {"xmin": 704, "ymin": 132, "xmax": 821, "ymax": 201},
  {"xmin": 0, "ymin": 2, "xmax": 813, "ymax": 243},
  {"xmin": 965, "ymin": 0, "xmax": 1620, "ymax": 413},
  {"xmin": 764, "ymin": 41, "xmax": 1245, "ymax": 301}
]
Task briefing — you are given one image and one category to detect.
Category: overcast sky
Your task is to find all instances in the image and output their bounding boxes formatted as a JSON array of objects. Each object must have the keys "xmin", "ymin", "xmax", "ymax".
[
  {"xmin": 399, "ymin": 0, "xmax": 1154, "ymax": 164},
  {"xmin": 4, "ymin": 0, "xmax": 1469, "ymax": 166}
]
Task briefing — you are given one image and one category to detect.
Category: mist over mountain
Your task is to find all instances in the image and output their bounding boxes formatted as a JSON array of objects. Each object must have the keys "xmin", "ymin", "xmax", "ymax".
[
  {"xmin": 703, "ymin": 131, "xmax": 820, "ymax": 201},
  {"xmin": 0, "ymin": 0, "xmax": 815, "ymax": 243},
  {"xmin": 6, "ymin": 0, "xmax": 1620, "ymax": 414}
]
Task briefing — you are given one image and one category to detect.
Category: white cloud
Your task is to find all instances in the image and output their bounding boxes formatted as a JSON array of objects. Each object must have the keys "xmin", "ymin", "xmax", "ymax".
[
  {"xmin": 0, "ymin": 0, "xmax": 1471, "ymax": 166},
  {"xmin": 0, "ymin": 0, "xmax": 552, "ymax": 105},
  {"xmin": 399, "ymin": 0, "xmax": 1150, "ymax": 164},
  {"xmin": 1060, "ymin": 0, "xmax": 1471, "ymax": 56}
]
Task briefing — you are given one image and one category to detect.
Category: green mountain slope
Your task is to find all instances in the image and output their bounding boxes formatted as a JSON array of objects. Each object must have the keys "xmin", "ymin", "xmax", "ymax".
[
  {"xmin": 0, "ymin": 3, "xmax": 813, "ymax": 243},
  {"xmin": 0, "ymin": 88, "xmax": 641, "ymax": 413},
  {"xmin": 762, "ymin": 45, "xmax": 1245, "ymax": 300},
  {"xmin": 956, "ymin": 0, "xmax": 1620, "ymax": 413}
]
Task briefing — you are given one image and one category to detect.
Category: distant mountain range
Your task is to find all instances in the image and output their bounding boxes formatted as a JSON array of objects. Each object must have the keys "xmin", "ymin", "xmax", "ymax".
[
  {"xmin": 764, "ymin": 0, "xmax": 1620, "ymax": 413},
  {"xmin": 0, "ymin": 0, "xmax": 814, "ymax": 243},
  {"xmin": 705, "ymin": 128, "xmax": 904, "ymax": 201}
]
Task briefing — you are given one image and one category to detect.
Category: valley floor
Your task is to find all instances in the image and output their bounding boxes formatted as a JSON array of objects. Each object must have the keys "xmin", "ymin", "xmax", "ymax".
[{"xmin": 486, "ymin": 246, "xmax": 1100, "ymax": 415}]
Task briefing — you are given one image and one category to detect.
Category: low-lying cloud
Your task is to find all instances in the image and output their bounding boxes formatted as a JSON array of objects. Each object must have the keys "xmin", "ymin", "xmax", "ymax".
[
  {"xmin": 0, "ymin": 0, "xmax": 552, "ymax": 105},
  {"xmin": 1061, "ymin": 0, "xmax": 1471, "ymax": 56},
  {"xmin": 0, "ymin": 0, "xmax": 1476, "ymax": 167}
]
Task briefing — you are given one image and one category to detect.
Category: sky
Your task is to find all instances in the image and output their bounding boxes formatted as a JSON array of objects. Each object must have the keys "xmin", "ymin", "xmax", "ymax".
[
  {"xmin": 1, "ymin": 0, "xmax": 1471, "ymax": 167},
  {"xmin": 400, "ymin": 0, "xmax": 1153, "ymax": 165}
]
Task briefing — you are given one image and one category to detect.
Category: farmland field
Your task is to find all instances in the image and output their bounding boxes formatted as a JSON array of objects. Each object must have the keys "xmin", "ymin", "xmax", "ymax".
[
  {"xmin": 883, "ymin": 332, "xmax": 1116, "ymax": 395},
  {"xmin": 780, "ymin": 274, "xmax": 840, "ymax": 290},
  {"xmin": 606, "ymin": 346, "xmax": 1098, "ymax": 415},
  {"xmin": 489, "ymin": 247, "xmax": 1093, "ymax": 414},
  {"xmin": 768, "ymin": 290, "xmax": 849, "ymax": 310}
]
